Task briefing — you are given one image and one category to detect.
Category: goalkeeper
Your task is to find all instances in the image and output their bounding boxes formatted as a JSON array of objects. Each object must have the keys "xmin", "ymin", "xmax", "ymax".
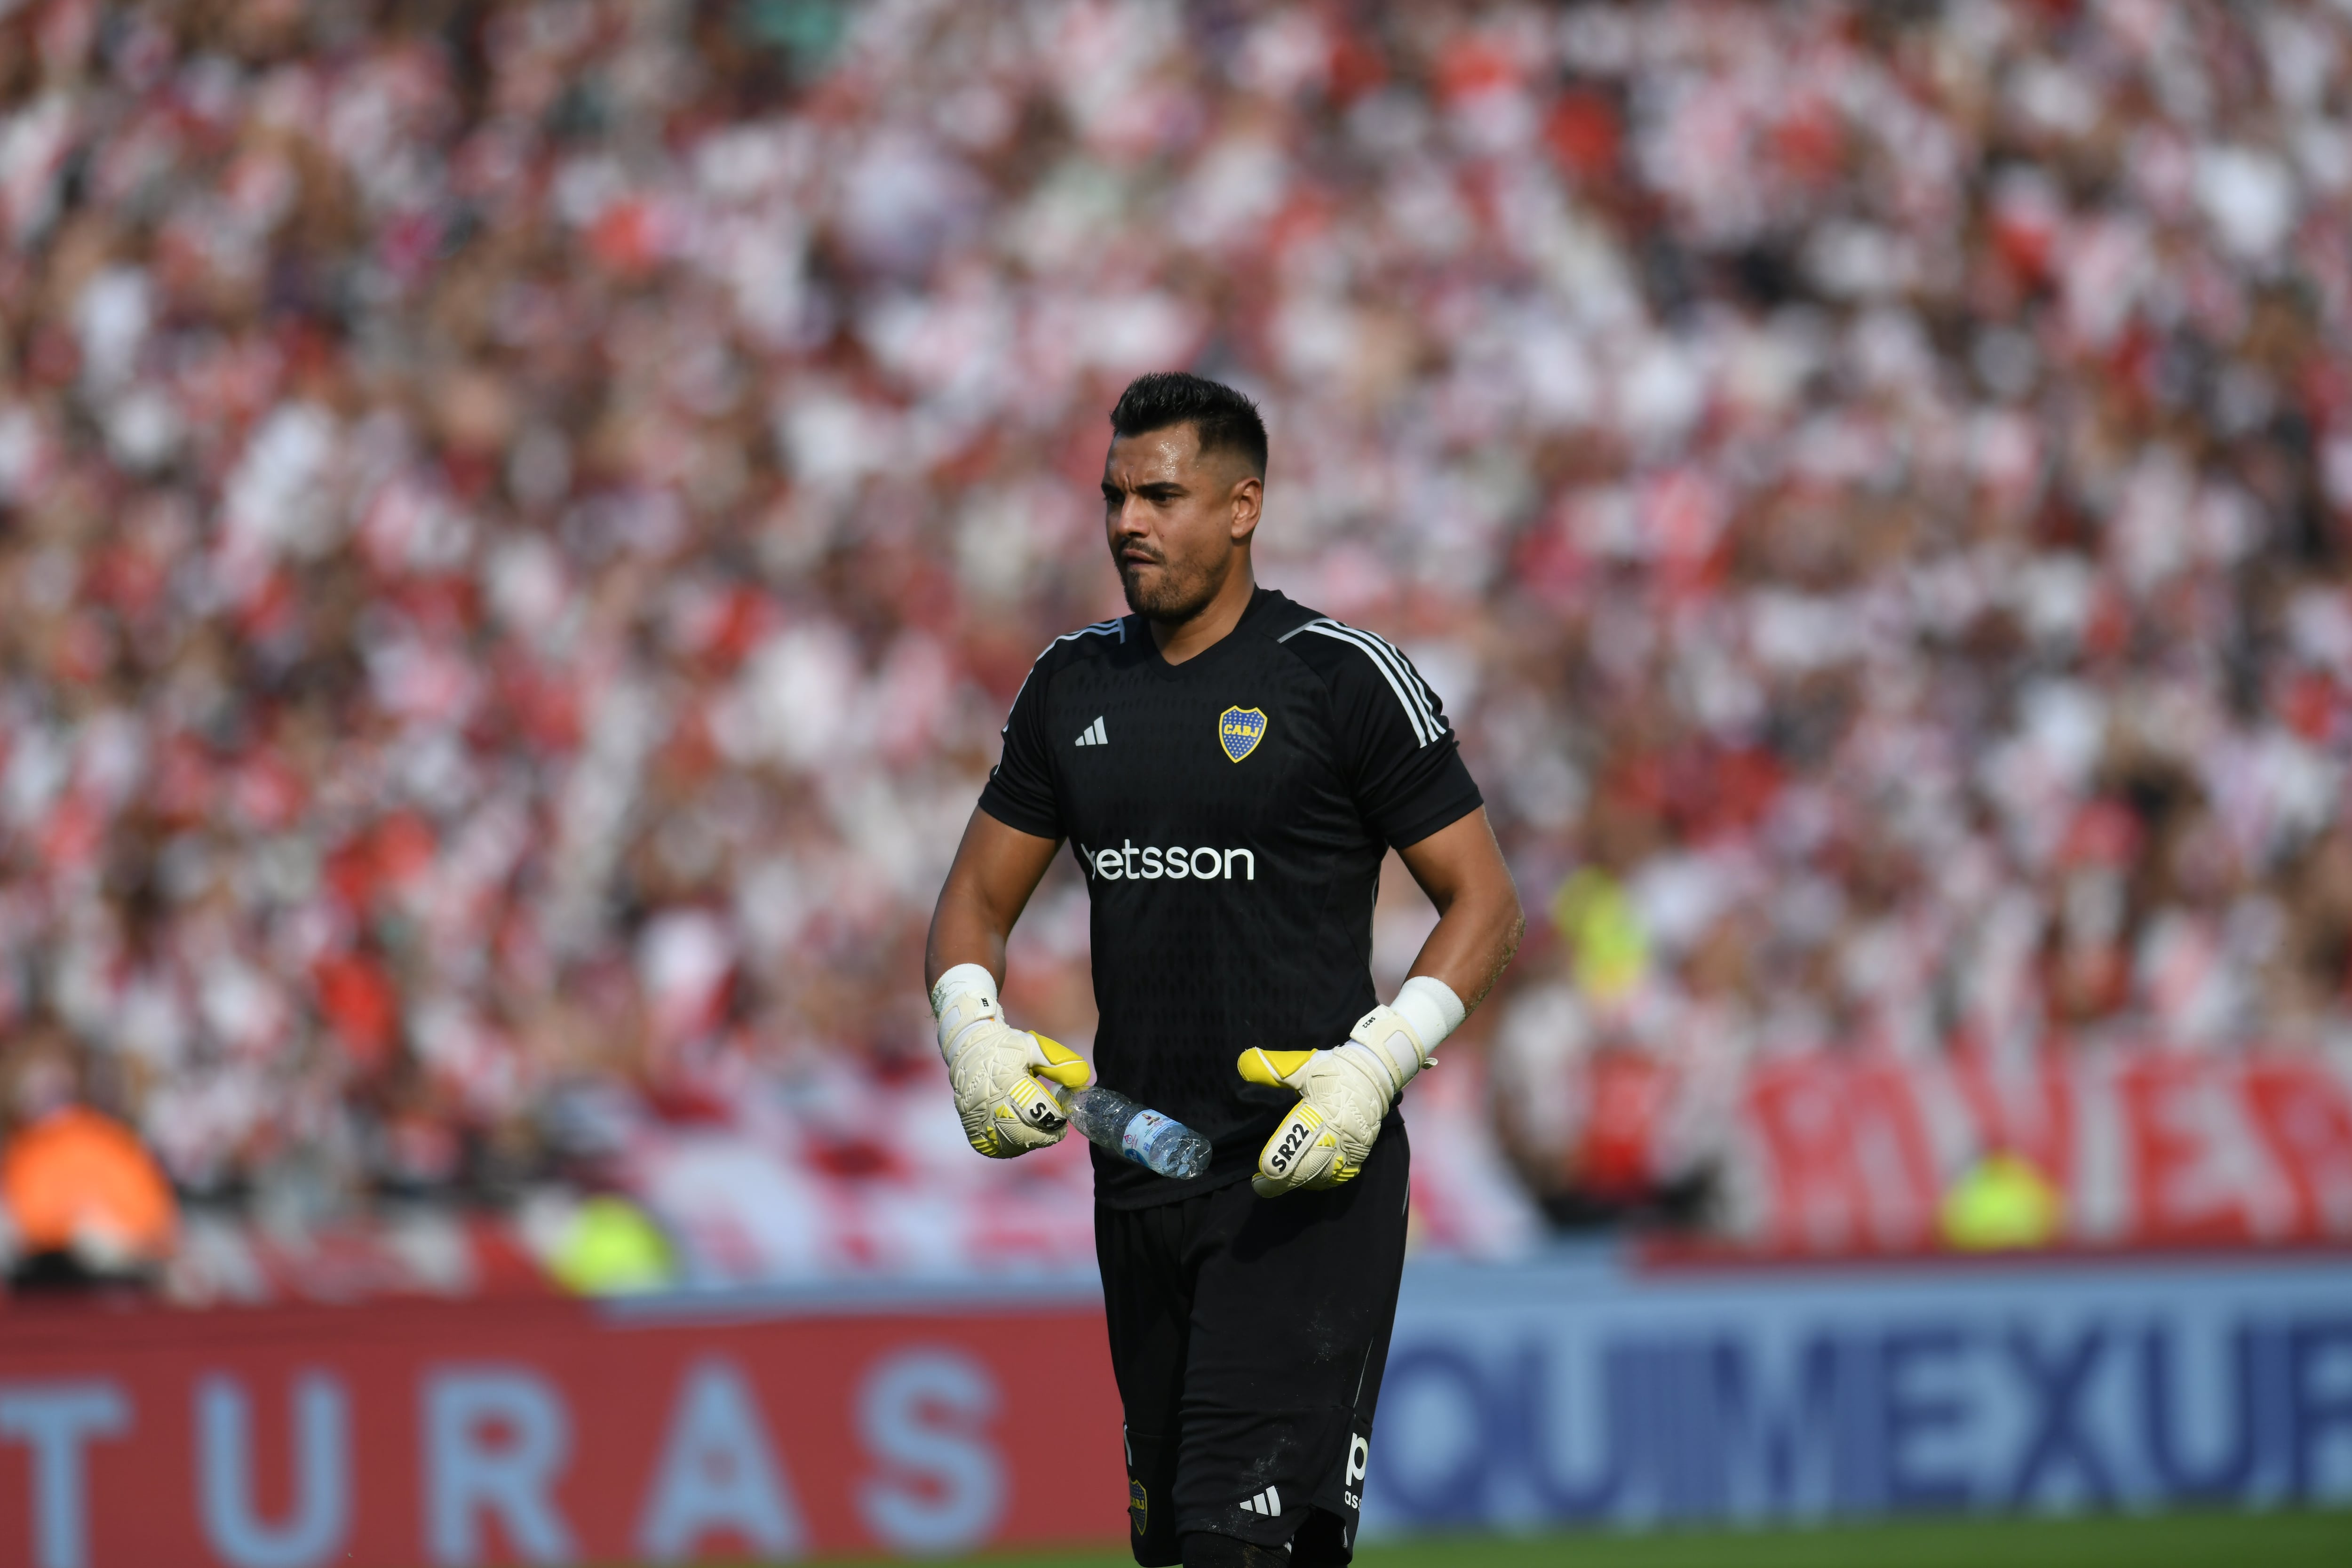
[{"xmin": 924, "ymin": 373, "xmax": 1522, "ymax": 1568}]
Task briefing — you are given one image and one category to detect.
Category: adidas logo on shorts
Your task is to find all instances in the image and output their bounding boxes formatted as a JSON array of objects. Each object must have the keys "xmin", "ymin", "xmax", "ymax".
[{"xmin": 1240, "ymin": 1484, "xmax": 1281, "ymax": 1516}]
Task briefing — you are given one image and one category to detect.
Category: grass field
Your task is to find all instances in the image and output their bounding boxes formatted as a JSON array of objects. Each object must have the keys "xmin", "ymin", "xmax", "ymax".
[{"xmin": 909, "ymin": 1510, "xmax": 2351, "ymax": 1568}]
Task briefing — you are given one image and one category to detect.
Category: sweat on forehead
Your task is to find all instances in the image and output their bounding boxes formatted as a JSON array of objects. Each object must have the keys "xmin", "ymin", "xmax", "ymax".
[{"xmin": 1106, "ymin": 423, "xmax": 1238, "ymax": 482}]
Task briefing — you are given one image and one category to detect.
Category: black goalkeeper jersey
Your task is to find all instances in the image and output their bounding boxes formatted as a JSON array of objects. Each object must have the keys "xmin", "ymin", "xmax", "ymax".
[{"xmin": 977, "ymin": 587, "xmax": 1483, "ymax": 1209}]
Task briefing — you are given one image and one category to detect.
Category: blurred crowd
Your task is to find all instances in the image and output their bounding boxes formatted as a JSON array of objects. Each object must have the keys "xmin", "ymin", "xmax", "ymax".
[{"xmin": 0, "ymin": 0, "xmax": 2349, "ymax": 1232}]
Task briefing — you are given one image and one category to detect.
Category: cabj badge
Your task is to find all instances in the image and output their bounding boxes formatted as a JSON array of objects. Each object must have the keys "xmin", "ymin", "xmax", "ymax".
[
  {"xmin": 1129, "ymin": 1478, "xmax": 1148, "ymax": 1532},
  {"xmin": 1219, "ymin": 706, "xmax": 1267, "ymax": 763}
]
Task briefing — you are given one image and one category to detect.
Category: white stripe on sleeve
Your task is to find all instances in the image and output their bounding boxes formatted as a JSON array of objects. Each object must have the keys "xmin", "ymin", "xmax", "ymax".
[
  {"xmin": 1003, "ymin": 619, "xmax": 1126, "ymax": 735},
  {"xmin": 1284, "ymin": 618, "xmax": 1439, "ymax": 746}
]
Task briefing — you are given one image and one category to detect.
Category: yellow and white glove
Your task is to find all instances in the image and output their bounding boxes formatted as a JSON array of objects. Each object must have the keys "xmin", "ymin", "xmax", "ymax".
[
  {"xmin": 1239, "ymin": 976, "xmax": 1466, "ymax": 1197},
  {"xmin": 930, "ymin": 963, "xmax": 1093, "ymax": 1158}
]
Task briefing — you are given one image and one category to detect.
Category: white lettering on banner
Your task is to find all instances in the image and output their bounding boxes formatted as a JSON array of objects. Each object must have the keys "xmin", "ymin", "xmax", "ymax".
[
  {"xmin": 1366, "ymin": 1262, "xmax": 2352, "ymax": 1531},
  {"xmin": 1080, "ymin": 841, "xmax": 1255, "ymax": 882},
  {"xmin": 197, "ymin": 1373, "xmax": 351, "ymax": 1568},
  {"xmin": 0, "ymin": 1381, "xmax": 130, "ymax": 1568},
  {"xmin": 857, "ymin": 1349, "xmax": 1006, "ymax": 1554},
  {"xmin": 635, "ymin": 1359, "xmax": 805, "ymax": 1562},
  {"xmin": 1662, "ymin": 1051, "xmax": 2352, "ymax": 1250},
  {"xmin": 421, "ymin": 1367, "xmax": 576, "ymax": 1566}
]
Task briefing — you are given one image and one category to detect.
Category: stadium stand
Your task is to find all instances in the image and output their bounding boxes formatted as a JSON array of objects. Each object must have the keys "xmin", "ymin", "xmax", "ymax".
[{"xmin": 0, "ymin": 2, "xmax": 2348, "ymax": 1280}]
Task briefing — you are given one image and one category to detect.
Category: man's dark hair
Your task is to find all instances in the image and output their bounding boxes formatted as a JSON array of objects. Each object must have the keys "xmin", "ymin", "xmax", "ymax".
[{"xmin": 1109, "ymin": 371, "xmax": 1268, "ymax": 478}]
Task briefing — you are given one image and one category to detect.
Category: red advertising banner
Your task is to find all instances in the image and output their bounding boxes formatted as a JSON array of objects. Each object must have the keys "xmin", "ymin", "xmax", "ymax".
[
  {"xmin": 1729, "ymin": 1047, "xmax": 2352, "ymax": 1250},
  {"xmin": 0, "ymin": 1290, "xmax": 1128, "ymax": 1568}
]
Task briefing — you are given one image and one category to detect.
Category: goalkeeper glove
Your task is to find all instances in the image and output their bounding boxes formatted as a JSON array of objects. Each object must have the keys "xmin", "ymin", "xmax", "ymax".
[
  {"xmin": 1239, "ymin": 976, "xmax": 1465, "ymax": 1197},
  {"xmin": 930, "ymin": 963, "xmax": 1093, "ymax": 1158}
]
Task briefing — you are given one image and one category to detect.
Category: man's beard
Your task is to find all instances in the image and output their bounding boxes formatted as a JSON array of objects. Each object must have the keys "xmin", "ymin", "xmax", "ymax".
[{"xmin": 1120, "ymin": 553, "xmax": 1224, "ymax": 621}]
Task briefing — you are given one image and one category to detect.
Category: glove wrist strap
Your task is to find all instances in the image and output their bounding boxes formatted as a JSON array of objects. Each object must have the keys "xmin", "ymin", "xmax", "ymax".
[
  {"xmin": 930, "ymin": 963, "xmax": 997, "ymax": 1016},
  {"xmin": 931, "ymin": 963, "xmax": 1001, "ymax": 1063}
]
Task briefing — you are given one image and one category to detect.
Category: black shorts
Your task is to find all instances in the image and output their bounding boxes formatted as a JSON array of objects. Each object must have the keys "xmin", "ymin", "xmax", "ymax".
[{"xmin": 1097, "ymin": 1122, "xmax": 1409, "ymax": 1566}]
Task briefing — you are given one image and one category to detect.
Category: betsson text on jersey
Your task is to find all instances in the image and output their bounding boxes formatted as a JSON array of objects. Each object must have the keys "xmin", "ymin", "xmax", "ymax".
[{"xmin": 1079, "ymin": 840, "xmax": 1255, "ymax": 882}]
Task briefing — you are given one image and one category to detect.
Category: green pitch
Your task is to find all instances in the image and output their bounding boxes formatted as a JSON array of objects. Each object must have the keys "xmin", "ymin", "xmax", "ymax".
[{"xmin": 912, "ymin": 1510, "xmax": 2349, "ymax": 1568}]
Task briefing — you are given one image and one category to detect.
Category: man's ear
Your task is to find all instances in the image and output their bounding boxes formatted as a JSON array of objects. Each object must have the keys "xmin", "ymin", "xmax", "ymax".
[{"xmin": 1230, "ymin": 473, "xmax": 1263, "ymax": 544}]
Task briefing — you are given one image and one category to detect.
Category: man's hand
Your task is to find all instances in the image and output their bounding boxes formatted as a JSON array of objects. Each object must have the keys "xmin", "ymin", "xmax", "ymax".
[
  {"xmin": 1240, "ymin": 984, "xmax": 1460, "ymax": 1196},
  {"xmin": 933, "ymin": 964, "xmax": 1093, "ymax": 1158}
]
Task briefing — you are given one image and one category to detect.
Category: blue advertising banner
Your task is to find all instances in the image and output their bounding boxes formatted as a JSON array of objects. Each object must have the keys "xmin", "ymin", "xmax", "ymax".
[{"xmin": 1367, "ymin": 1248, "xmax": 2352, "ymax": 1534}]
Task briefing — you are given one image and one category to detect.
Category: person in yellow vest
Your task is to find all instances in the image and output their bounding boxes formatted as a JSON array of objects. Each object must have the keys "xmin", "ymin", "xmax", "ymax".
[
  {"xmin": 1940, "ymin": 1149, "xmax": 2064, "ymax": 1251},
  {"xmin": 547, "ymin": 1193, "xmax": 675, "ymax": 1296}
]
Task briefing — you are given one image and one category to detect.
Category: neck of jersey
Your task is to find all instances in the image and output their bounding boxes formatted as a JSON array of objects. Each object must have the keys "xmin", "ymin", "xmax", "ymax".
[{"xmin": 1147, "ymin": 570, "xmax": 1262, "ymax": 666}]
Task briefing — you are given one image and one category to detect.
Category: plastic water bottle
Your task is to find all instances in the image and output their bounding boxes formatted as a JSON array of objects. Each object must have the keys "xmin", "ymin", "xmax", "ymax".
[{"xmin": 1059, "ymin": 1085, "xmax": 1212, "ymax": 1179}]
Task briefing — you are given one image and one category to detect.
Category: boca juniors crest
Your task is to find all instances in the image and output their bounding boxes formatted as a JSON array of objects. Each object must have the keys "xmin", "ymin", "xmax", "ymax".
[{"xmin": 1219, "ymin": 706, "xmax": 1267, "ymax": 763}]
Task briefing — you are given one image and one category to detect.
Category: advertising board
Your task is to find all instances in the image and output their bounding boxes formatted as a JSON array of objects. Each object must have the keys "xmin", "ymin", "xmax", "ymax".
[
  {"xmin": 0, "ymin": 1281, "xmax": 1125, "ymax": 1568},
  {"xmin": 5, "ymin": 1248, "xmax": 2348, "ymax": 1564},
  {"xmin": 1368, "ymin": 1248, "xmax": 2352, "ymax": 1532}
]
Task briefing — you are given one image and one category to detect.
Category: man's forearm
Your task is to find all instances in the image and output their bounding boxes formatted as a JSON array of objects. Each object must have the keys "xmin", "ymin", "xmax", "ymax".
[
  {"xmin": 923, "ymin": 893, "xmax": 1012, "ymax": 994},
  {"xmin": 1391, "ymin": 809, "xmax": 1522, "ymax": 1015},
  {"xmin": 1406, "ymin": 889, "xmax": 1524, "ymax": 1012},
  {"xmin": 924, "ymin": 811, "xmax": 1064, "ymax": 994}
]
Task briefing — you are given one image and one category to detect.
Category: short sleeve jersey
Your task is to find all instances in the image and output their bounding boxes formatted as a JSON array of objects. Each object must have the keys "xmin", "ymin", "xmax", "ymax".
[{"xmin": 978, "ymin": 588, "xmax": 1484, "ymax": 1208}]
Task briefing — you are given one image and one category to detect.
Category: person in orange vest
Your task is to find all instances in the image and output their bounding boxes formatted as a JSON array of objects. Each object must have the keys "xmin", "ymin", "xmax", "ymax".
[{"xmin": 0, "ymin": 1035, "xmax": 177, "ymax": 1290}]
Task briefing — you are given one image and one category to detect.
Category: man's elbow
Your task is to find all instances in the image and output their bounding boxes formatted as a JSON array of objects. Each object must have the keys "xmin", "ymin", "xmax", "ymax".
[
  {"xmin": 1477, "ymin": 876, "xmax": 1525, "ymax": 964},
  {"xmin": 1480, "ymin": 860, "xmax": 1524, "ymax": 934}
]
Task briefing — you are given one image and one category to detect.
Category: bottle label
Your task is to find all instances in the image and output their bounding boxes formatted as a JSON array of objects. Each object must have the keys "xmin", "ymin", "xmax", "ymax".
[{"xmin": 1120, "ymin": 1109, "xmax": 1171, "ymax": 1166}]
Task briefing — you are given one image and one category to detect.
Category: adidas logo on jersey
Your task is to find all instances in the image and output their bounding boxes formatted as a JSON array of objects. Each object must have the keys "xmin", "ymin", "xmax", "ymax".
[
  {"xmin": 1074, "ymin": 716, "xmax": 1108, "ymax": 747},
  {"xmin": 1241, "ymin": 1484, "xmax": 1282, "ymax": 1517}
]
